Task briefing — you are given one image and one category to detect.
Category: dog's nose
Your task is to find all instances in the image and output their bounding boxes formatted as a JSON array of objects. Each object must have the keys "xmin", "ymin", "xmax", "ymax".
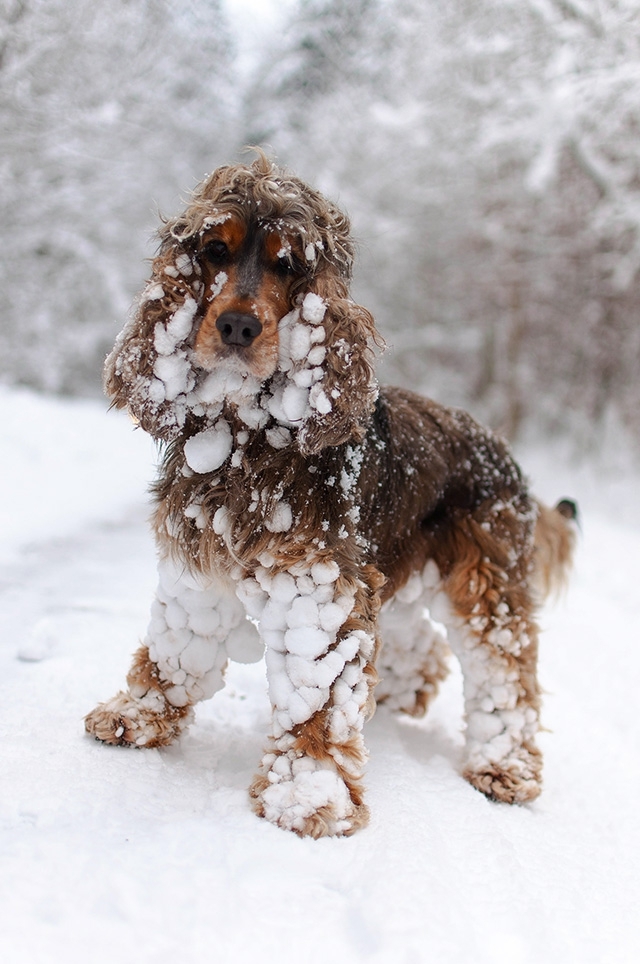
[{"xmin": 215, "ymin": 311, "xmax": 262, "ymax": 347}]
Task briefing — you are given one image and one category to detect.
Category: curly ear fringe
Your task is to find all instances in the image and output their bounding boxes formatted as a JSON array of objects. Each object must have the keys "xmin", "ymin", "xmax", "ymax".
[
  {"xmin": 103, "ymin": 242, "xmax": 204, "ymax": 440},
  {"xmin": 297, "ymin": 276, "xmax": 381, "ymax": 456}
]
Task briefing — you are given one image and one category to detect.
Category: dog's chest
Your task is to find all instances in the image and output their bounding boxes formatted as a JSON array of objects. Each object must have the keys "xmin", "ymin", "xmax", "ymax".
[{"xmin": 171, "ymin": 430, "xmax": 368, "ymax": 570}]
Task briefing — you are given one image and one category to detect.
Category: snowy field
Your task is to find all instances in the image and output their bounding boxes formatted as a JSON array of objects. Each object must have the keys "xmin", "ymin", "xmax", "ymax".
[{"xmin": 1, "ymin": 385, "xmax": 639, "ymax": 964}]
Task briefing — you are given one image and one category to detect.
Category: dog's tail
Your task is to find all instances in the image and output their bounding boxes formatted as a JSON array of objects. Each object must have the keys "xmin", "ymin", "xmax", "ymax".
[{"xmin": 532, "ymin": 498, "xmax": 578, "ymax": 601}]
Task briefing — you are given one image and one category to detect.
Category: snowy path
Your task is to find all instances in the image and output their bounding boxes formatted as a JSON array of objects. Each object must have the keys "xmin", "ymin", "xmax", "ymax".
[{"xmin": 1, "ymin": 389, "xmax": 639, "ymax": 964}]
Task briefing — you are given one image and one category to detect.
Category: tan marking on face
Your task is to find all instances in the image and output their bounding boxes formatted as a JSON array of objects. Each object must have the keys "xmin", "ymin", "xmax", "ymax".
[
  {"xmin": 201, "ymin": 218, "xmax": 247, "ymax": 256},
  {"xmin": 264, "ymin": 230, "xmax": 288, "ymax": 262},
  {"xmin": 194, "ymin": 218, "xmax": 300, "ymax": 378}
]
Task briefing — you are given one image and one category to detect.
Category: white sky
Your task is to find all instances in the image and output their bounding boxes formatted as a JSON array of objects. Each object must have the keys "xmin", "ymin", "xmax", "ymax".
[
  {"xmin": 224, "ymin": 0, "xmax": 293, "ymax": 45},
  {"xmin": 225, "ymin": 0, "xmax": 285, "ymax": 29},
  {"xmin": 225, "ymin": 0, "xmax": 294, "ymax": 73}
]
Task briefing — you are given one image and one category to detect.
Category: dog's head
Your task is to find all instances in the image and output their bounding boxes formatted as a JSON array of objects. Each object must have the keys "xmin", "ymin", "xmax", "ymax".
[{"xmin": 105, "ymin": 152, "xmax": 379, "ymax": 456}]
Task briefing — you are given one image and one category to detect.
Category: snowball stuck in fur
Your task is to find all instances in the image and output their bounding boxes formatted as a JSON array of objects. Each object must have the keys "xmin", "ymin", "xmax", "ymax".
[
  {"xmin": 288, "ymin": 324, "xmax": 313, "ymax": 362},
  {"xmin": 143, "ymin": 282, "xmax": 164, "ymax": 302},
  {"xmin": 153, "ymin": 352, "xmax": 193, "ymax": 402},
  {"xmin": 183, "ymin": 420, "xmax": 232, "ymax": 473},
  {"xmin": 265, "ymin": 502, "xmax": 293, "ymax": 533},
  {"xmin": 301, "ymin": 292, "xmax": 327, "ymax": 324},
  {"xmin": 282, "ymin": 384, "xmax": 310, "ymax": 423},
  {"xmin": 154, "ymin": 298, "xmax": 198, "ymax": 355},
  {"xmin": 311, "ymin": 560, "xmax": 340, "ymax": 584}
]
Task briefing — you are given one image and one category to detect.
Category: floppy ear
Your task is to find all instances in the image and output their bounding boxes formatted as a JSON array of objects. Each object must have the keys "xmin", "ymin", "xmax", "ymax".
[
  {"xmin": 104, "ymin": 240, "xmax": 203, "ymax": 441},
  {"xmin": 295, "ymin": 272, "xmax": 380, "ymax": 456}
]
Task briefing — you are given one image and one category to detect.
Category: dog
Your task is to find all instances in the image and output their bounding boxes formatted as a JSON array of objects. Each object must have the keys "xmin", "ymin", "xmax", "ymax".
[{"xmin": 85, "ymin": 151, "xmax": 576, "ymax": 837}]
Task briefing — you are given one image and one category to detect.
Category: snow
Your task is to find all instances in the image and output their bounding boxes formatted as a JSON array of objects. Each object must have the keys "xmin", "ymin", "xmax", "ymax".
[
  {"xmin": 301, "ymin": 291, "xmax": 327, "ymax": 325},
  {"xmin": 264, "ymin": 500, "xmax": 293, "ymax": 533},
  {"xmin": 0, "ymin": 385, "xmax": 156, "ymax": 566},
  {"xmin": 146, "ymin": 555, "xmax": 261, "ymax": 708},
  {"xmin": 239, "ymin": 552, "xmax": 367, "ymax": 744},
  {"xmin": 183, "ymin": 420, "xmax": 233, "ymax": 473},
  {"xmin": 223, "ymin": 0, "xmax": 294, "ymax": 81},
  {"xmin": 1, "ymin": 386, "xmax": 640, "ymax": 963},
  {"xmin": 154, "ymin": 297, "xmax": 198, "ymax": 355},
  {"xmin": 114, "ymin": 273, "xmax": 333, "ymax": 445},
  {"xmin": 209, "ymin": 270, "xmax": 228, "ymax": 298}
]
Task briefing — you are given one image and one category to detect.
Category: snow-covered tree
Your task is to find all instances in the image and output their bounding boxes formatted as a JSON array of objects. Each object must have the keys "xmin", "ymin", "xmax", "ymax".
[
  {"xmin": 244, "ymin": 0, "xmax": 640, "ymax": 445},
  {"xmin": 2, "ymin": 0, "xmax": 638, "ymax": 448},
  {"xmin": 0, "ymin": 0, "xmax": 235, "ymax": 393}
]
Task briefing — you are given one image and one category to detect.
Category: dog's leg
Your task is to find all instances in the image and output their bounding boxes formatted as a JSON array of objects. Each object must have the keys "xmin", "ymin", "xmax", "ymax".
[
  {"xmin": 426, "ymin": 504, "xmax": 543, "ymax": 804},
  {"xmin": 376, "ymin": 571, "xmax": 450, "ymax": 716},
  {"xmin": 85, "ymin": 555, "xmax": 259, "ymax": 748},
  {"xmin": 241, "ymin": 559, "xmax": 383, "ymax": 837},
  {"xmin": 447, "ymin": 610, "xmax": 541, "ymax": 804}
]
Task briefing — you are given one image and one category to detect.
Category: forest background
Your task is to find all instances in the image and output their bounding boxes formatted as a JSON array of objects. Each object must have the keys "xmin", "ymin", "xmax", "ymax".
[
  {"xmin": 2, "ymin": 6, "xmax": 640, "ymax": 962},
  {"xmin": 2, "ymin": 0, "xmax": 639, "ymax": 454}
]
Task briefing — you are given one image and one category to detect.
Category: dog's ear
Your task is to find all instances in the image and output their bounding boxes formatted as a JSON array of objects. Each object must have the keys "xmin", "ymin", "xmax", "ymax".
[
  {"xmin": 295, "ymin": 273, "xmax": 380, "ymax": 456},
  {"xmin": 104, "ymin": 241, "xmax": 202, "ymax": 440}
]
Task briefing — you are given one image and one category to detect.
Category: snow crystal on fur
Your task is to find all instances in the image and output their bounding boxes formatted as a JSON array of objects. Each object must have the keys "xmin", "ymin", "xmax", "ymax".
[
  {"xmin": 259, "ymin": 761, "xmax": 355, "ymax": 835},
  {"xmin": 377, "ymin": 567, "xmax": 449, "ymax": 714},
  {"xmin": 183, "ymin": 420, "xmax": 232, "ymax": 473},
  {"xmin": 114, "ymin": 284, "xmax": 338, "ymax": 474},
  {"xmin": 237, "ymin": 560, "xmax": 373, "ymax": 738},
  {"xmin": 419, "ymin": 562, "xmax": 540, "ymax": 783},
  {"xmin": 142, "ymin": 286, "xmax": 346, "ymax": 475},
  {"xmin": 146, "ymin": 557, "xmax": 263, "ymax": 707}
]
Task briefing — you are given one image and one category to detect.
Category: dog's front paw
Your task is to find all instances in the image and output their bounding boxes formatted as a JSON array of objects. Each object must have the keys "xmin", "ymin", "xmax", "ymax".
[
  {"xmin": 250, "ymin": 752, "xmax": 369, "ymax": 838},
  {"xmin": 84, "ymin": 690, "xmax": 192, "ymax": 749}
]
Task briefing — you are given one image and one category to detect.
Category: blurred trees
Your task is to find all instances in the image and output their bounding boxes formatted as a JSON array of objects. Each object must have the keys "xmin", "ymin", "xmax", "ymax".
[
  {"xmin": 0, "ymin": 0, "xmax": 234, "ymax": 392},
  {"xmin": 1, "ymin": 0, "xmax": 639, "ymax": 449},
  {"xmin": 245, "ymin": 0, "xmax": 640, "ymax": 445}
]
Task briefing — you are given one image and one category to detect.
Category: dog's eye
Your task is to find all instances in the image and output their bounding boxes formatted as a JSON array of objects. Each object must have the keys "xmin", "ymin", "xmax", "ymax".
[
  {"xmin": 275, "ymin": 256, "xmax": 302, "ymax": 278},
  {"xmin": 203, "ymin": 240, "xmax": 229, "ymax": 264}
]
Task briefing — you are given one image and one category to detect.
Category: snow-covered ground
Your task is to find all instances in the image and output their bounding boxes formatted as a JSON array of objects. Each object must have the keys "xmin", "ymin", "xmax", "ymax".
[{"xmin": 1, "ymin": 385, "xmax": 639, "ymax": 964}]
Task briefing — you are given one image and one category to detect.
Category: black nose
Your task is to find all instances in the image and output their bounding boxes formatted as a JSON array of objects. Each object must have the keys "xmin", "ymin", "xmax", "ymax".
[{"xmin": 215, "ymin": 311, "xmax": 262, "ymax": 347}]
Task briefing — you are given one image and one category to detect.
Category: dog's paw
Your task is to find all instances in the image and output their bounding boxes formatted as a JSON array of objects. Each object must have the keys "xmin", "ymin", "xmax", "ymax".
[
  {"xmin": 250, "ymin": 753, "xmax": 368, "ymax": 838},
  {"xmin": 84, "ymin": 690, "xmax": 192, "ymax": 749},
  {"xmin": 464, "ymin": 752, "xmax": 542, "ymax": 804}
]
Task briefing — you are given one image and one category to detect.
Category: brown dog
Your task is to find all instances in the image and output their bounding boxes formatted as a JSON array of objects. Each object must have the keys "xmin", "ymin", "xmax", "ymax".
[{"xmin": 86, "ymin": 153, "xmax": 576, "ymax": 837}]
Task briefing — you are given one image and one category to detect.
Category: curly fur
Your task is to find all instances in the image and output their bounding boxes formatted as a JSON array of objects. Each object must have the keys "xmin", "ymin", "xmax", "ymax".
[
  {"xmin": 86, "ymin": 152, "xmax": 576, "ymax": 837},
  {"xmin": 104, "ymin": 151, "xmax": 379, "ymax": 453}
]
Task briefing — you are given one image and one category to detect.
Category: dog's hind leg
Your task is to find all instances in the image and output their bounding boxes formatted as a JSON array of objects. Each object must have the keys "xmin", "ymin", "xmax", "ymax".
[
  {"xmin": 426, "ymin": 498, "xmax": 543, "ymax": 804},
  {"xmin": 376, "ymin": 570, "xmax": 450, "ymax": 717},
  {"xmin": 85, "ymin": 555, "xmax": 261, "ymax": 748}
]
